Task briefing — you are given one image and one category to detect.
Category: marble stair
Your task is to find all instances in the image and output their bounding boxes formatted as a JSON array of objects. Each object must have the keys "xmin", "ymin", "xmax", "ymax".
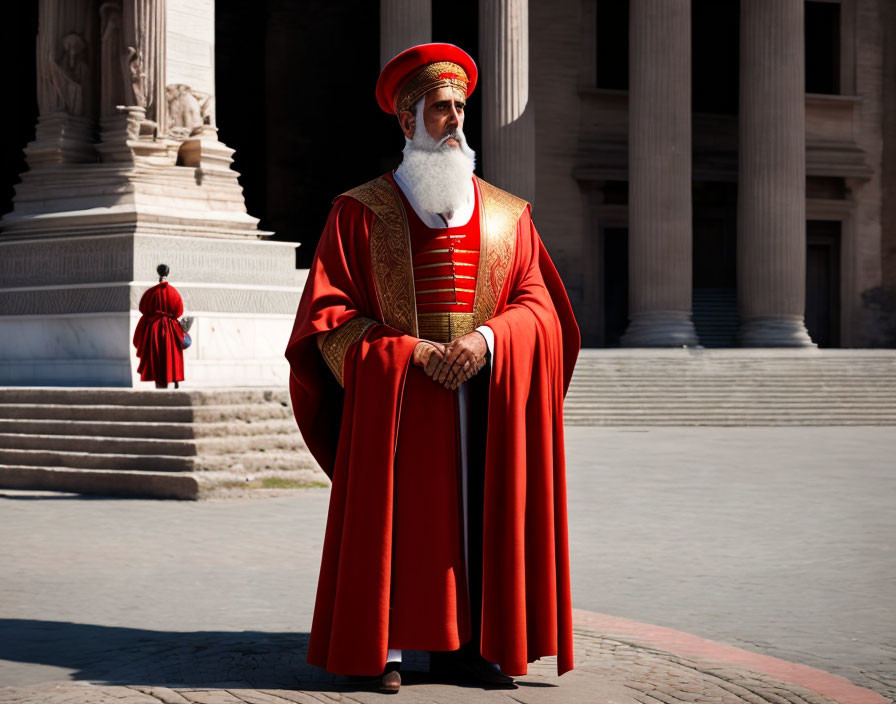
[
  {"xmin": 564, "ymin": 349, "xmax": 896, "ymax": 426},
  {"xmin": 0, "ymin": 388, "xmax": 322, "ymax": 499}
]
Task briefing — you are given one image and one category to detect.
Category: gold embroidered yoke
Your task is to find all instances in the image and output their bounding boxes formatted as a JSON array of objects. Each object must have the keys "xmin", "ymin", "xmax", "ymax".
[{"xmin": 317, "ymin": 174, "xmax": 527, "ymax": 386}]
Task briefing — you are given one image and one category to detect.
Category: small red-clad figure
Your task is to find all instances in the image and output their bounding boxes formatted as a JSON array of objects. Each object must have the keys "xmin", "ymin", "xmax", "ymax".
[{"xmin": 133, "ymin": 264, "xmax": 186, "ymax": 389}]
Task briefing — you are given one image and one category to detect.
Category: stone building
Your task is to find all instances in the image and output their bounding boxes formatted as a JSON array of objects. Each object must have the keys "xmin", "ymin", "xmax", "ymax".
[{"xmin": 1, "ymin": 0, "xmax": 894, "ymax": 388}]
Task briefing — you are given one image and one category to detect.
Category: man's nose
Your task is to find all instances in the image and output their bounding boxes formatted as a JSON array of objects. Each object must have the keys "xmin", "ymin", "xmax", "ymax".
[{"xmin": 448, "ymin": 104, "xmax": 460, "ymax": 125}]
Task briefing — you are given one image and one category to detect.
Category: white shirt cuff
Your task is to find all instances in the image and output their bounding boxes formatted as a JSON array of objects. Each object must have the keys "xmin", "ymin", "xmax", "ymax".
[{"xmin": 476, "ymin": 324, "xmax": 494, "ymax": 359}]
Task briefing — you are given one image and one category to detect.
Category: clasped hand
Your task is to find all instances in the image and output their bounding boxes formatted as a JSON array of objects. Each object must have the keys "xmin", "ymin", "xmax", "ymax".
[{"xmin": 412, "ymin": 331, "xmax": 488, "ymax": 390}]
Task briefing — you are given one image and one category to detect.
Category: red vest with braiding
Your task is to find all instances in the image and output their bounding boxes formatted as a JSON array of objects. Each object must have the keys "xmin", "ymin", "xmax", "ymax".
[{"xmin": 390, "ymin": 173, "xmax": 482, "ymax": 341}]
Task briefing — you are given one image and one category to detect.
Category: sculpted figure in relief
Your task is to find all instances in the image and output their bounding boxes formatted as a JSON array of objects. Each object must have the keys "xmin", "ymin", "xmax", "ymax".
[
  {"xmin": 166, "ymin": 84, "xmax": 214, "ymax": 138},
  {"xmin": 48, "ymin": 33, "xmax": 89, "ymax": 116},
  {"xmin": 99, "ymin": 1, "xmax": 125, "ymax": 115},
  {"xmin": 126, "ymin": 45, "xmax": 147, "ymax": 108}
]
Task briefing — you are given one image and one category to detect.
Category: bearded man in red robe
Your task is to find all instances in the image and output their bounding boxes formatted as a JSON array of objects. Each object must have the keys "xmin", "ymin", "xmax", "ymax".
[
  {"xmin": 133, "ymin": 264, "xmax": 186, "ymax": 389},
  {"xmin": 285, "ymin": 43, "xmax": 580, "ymax": 693}
]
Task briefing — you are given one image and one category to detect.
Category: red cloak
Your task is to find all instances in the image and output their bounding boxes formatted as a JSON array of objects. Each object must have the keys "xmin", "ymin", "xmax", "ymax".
[
  {"xmin": 285, "ymin": 174, "xmax": 579, "ymax": 677},
  {"xmin": 133, "ymin": 281, "xmax": 185, "ymax": 384}
]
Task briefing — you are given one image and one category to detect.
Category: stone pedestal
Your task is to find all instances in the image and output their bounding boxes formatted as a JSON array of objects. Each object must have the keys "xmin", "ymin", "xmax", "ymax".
[
  {"xmin": 0, "ymin": 0, "xmax": 304, "ymax": 387},
  {"xmin": 621, "ymin": 0, "xmax": 698, "ymax": 347},
  {"xmin": 479, "ymin": 0, "xmax": 536, "ymax": 204},
  {"xmin": 0, "ymin": 233, "xmax": 304, "ymax": 387},
  {"xmin": 737, "ymin": 0, "xmax": 815, "ymax": 347}
]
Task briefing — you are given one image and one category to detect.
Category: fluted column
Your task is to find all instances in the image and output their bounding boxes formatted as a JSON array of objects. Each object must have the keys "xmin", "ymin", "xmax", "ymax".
[
  {"xmin": 380, "ymin": 0, "xmax": 431, "ymax": 67},
  {"xmin": 621, "ymin": 0, "xmax": 698, "ymax": 346},
  {"xmin": 479, "ymin": 0, "xmax": 535, "ymax": 204},
  {"xmin": 737, "ymin": 0, "xmax": 814, "ymax": 346}
]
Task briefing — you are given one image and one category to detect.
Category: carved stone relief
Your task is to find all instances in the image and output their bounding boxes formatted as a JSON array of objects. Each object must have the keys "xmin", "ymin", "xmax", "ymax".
[
  {"xmin": 121, "ymin": 0, "xmax": 166, "ymax": 128},
  {"xmin": 35, "ymin": 0, "xmax": 96, "ymax": 118},
  {"xmin": 166, "ymin": 83, "xmax": 215, "ymax": 138},
  {"xmin": 99, "ymin": 1, "xmax": 126, "ymax": 116}
]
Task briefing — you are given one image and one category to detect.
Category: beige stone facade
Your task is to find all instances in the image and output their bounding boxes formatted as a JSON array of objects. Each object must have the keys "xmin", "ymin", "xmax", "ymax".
[{"xmin": 531, "ymin": 0, "xmax": 895, "ymax": 347}]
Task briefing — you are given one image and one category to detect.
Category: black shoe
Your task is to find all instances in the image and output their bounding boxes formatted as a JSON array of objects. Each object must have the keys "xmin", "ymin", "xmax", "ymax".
[
  {"xmin": 431, "ymin": 648, "xmax": 516, "ymax": 688},
  {"xmin": 379, "ymin": 661, "xmax": 401, "ymax": 693},
  {"xmin": 459, "ymin": 652, "xmax": 515, "ymax": 688}
]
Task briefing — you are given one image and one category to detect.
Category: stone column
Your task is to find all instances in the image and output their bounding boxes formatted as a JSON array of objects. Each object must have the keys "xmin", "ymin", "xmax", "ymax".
[
  {"xmin": 479, "ymin": 0, "xmax": 535, "ymax": 204},
  {"xmin": 620, "ymin": 0, "xmax": 698, "ymax": 346},
  {"xmin": 737, "ymin": 0, "xmax": 814, "ymax": 346},
  {"xmin": 380, "ymin": 0, "xmax": 431, "ymax": 67},
  {"xmin": 122, "ymin": 0, "xmax": 167, "ymax": 132},
  {"xmin": 98, "ymin": 0, "xmax": 169, "ymax": 161}
]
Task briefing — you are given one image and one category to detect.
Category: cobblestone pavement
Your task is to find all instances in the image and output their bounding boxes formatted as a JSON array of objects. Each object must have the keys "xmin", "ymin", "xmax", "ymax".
[
  {"xmin": 1, "ymin": 427, "xmax": 893, "ymax": 703},
  {"xmin": 0, "ymin": 625, "xmax": 872, "ymax": 703}
]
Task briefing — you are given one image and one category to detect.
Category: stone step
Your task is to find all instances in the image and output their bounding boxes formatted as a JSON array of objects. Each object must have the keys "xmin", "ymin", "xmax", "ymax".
[
  {"xmin": 0, "ymin": 447, "xmax": 317, "ymax": 473},
  {"xmin": 569, "ymin": 366, "xmax": 896, "ymax": 375},
  {"xmin": 0, "ymin": 447, "xmax": 196, "ymax": 472},
  {"xmin": 563, "ymin": 417, "xmax": 896, "ymax": 426},
  {"xmin": 0, "ymin": 387, "xmax": 292, "ymax": 407},
  {"xmin": 569, "ymin": 368, "xmax": 896, "ymax": 374},
  {"xmin": 569, "ymin": 375, "xmax": 896, "ymax": 383},
  {"xmin": 0, "ymin": 403, "xmax": 293, "ymax": 423},
  {"xmin": 0, "ymin": 464, "xmax": 330, "ymax": 500},
  {"xmin": 0, "ymin": 432, "xmax": 308, "ymax": 457},
  {"xmin": 571, "ymin": 360, "xmax": 896, "ymax": 369},
  {"xmin": 564, "ymin": 404, "xmax": 896, "ymax": 412},
  {"xmin": 0, "ymin": 465, "xmax": 199, "ymax": 500},
  {"xmin": 567, "ymin": 388, "xmax": 896, "ymax": 395},
  {"xmin": 0, "ymin": 418, "xmax": 299, "ymax": 439},
  {"xmin": 567, "ymin": 386, "xmax": 896, "ymax": 393},
  {"xmin": 563, "ymin": 407, "xmax": 896, "ymax": 416}
]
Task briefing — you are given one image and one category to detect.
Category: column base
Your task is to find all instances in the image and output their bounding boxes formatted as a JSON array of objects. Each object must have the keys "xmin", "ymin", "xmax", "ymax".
[
  {"xmin": 621, "ymin": 311, "xmax": 700, "ymax": 347},
  {"xmin": 24, "ymin": 112, "xmax": 96, "ymax": 167},
  {"xmin": 737, "ymin": 316, "xmax": 816, "ymax": 347}
]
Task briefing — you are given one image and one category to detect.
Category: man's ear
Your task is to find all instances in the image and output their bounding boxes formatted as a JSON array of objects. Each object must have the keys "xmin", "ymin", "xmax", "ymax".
[{"xmin": 398, "ymin": 110, "xmax": 415, "ymax": 140}]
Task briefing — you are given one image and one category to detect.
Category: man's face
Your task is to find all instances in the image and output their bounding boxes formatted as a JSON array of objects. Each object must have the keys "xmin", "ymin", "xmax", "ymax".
[{"xmin": 400, "ymin": 86, "xmax": 466, "ymax": 148}]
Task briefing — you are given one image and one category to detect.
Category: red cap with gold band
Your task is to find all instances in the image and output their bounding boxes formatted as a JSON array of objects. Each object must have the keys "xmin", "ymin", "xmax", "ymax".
[{"xmin": 376, "ymin": 43, "xmax": 478, "ymax": 115}]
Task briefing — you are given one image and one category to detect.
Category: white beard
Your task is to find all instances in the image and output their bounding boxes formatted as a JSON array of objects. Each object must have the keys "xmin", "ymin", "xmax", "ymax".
[{"xmin": 394, "ymin": 105, "xmax": 476, "ymax": 217}]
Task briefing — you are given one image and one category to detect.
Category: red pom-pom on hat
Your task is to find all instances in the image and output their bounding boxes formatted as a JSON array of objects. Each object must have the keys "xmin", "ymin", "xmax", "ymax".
[{"xmin": 376, "ymin": 43, "xmax": 478, "ymax": 115}]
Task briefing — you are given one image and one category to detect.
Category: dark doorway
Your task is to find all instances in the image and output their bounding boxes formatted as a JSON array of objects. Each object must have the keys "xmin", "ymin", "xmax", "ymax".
[
  {"xmin": 692, "ymin": 0, "xmax": 739, "ymax": 115},
  {"xmin": 805, "ymin": 0, "xmax": 840, "ymax": 94},
  {"xmin": 216, "ymin": 0, "xmax": 393, "ymax": 266},
  {"xmin": 806, "ymin": 220, "xmax": 841, "ymax": 347},
  {"xmin": 692, "ymin": 182, "xmax": 738, "ymax": 346},
  {"xmin": 0, "ymin": 2, "xmax": 38, "ymax": 220},
  {"xmin": 595, "ymin": 0, "xmax": 629, "ymax": 90},
  {"xmin": 603, "ymin": 227, "xmax": 629, "ymax": 346}
]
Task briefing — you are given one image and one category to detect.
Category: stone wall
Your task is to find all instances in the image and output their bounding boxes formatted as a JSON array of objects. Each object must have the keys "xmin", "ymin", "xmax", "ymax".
[{"xmin": 850, "ymin": 0, "xmax": 886, "ymax": 346}]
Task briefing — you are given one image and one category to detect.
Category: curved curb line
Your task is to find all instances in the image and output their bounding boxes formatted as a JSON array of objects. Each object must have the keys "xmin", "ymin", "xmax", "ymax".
[{"xmin": 573, "ymin": 609, "xmax": 888, "ymax": 704}]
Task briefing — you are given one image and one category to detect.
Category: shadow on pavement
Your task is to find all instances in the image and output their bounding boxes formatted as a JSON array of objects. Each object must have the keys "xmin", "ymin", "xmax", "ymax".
[{"xmin": 0, "ymin": 619, "xmax": 522, "ymax": 693}]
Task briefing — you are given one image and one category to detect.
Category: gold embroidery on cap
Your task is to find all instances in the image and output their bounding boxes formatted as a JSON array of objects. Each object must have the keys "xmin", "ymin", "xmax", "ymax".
[{"xmin": 397, "ymin": 61, "xmax": 468, "ymax": 113}]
